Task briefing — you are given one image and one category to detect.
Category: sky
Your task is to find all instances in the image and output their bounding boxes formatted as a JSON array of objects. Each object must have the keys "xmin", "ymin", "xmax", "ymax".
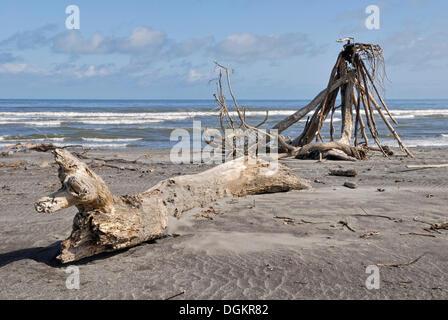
[{"xmin": 0, "ymin": 0, "xmax": 446, "ymax": 99}]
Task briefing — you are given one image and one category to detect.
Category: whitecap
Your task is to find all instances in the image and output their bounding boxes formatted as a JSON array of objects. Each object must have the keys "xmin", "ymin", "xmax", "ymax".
[{"xmin": 81, "ymin": 138, "xmax": 143, "ymax": 142}]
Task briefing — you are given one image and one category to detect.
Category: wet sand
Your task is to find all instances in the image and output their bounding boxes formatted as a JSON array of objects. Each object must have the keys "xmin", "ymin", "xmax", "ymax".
[{"xmin": 0, "ymin": 147, "xmax": 447, "ymax": 299}]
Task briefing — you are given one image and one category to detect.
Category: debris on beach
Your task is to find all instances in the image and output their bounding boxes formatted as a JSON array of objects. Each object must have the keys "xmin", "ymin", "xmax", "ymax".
[
  {"xmin": 329, "ymin": 168, "xmax": 359, "ymax": 177},
  {"xmin": 0, "ymin": 161, "xmax": 25, "ymax": 168},
  {"xmin": 376, "ymin": 254, "xmax": 425, "ymax": 268},
  {"xmin": 343, "ymin": 181, "xmax": 358, "ymax": 189},
  {"xmin": 360, "ymin": 231, "xmax": 380, "ymax": 239}
]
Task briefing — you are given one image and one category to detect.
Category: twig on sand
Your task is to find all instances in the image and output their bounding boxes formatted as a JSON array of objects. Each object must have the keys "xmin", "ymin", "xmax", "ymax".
[
  {"xmin": 299, "ymin": 219, "xmax": 331, "ymax": 224},
  {"xmin": 74, "ymin": 151, "xmax": 150, "ymax": 165},
  {"xmin": 165, "ymin": 290, "xmax": 185, "ymax": 300},
  {"xmin": 399, "ymin": 232, "xmax": 436, "ymax": 238},
  {"xmin": 338, "ymin": 220, "xmax": 356, "ymax": 232},
  {"xmin": 353, "ymin": 207, "xmax": 403, "ymax": 223},
  {"xmin": 377, "ymin": 254, "xmax": 425, "ymax": 268},
  {"xmin": 90, "ymin": 161, "xmax": 141, "ymax": 172},
  {"xmin": 274, "ymin": 216, "xmax": 330, "ymax": 225},
  {"xmin": 274, "ymin": 216, "xmax": 295, "ymax": 224}
]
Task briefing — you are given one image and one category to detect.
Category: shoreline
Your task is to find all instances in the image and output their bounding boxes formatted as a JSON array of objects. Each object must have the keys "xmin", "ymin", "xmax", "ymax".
[{"xmin": 0, "ymin": 147, "xmax": 447, "ymax": 299}]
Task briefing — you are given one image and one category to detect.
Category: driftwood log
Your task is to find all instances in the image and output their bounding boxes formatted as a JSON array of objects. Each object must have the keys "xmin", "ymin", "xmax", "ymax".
[{"xmin": 34, "ymin": 149, "xmax": 310, "ymax": 263}]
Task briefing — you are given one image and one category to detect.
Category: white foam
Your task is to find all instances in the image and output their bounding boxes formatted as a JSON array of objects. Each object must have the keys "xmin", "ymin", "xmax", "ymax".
[
  {"xmin": 80, "ymin": 143, "xmax": 130, "ymax": 149},
  {"xmin": 81, "ymin": 137, "xmax": 143, "ymax": 142},
  {"xmin": 390, "ymin": 109, "xmax": 448, "ymax": 117},
  {"xmin": 384, "ymin": 138, "xmax": 448, "ymax": 148},
  {"xmin": 13, "ymin": 137, "xmax": 65, "ymax": 142},
  {"xmin": 0, "ymin": 110, "xmax": 298, "ymax": 121},
  {"xmin": 1, "ymin": 109, "xmax": 447, "ymax": 120},
  {"xmin": 0, "ymin": 143, "xmax": 11, "ymax": 148},
  {"xmin": 33, "ymin": 142, "xmax": 130, "ymax": 149},
  {"xmin": 76, "ymin": 119, "xmax": 163, "ymax": 125},
  {"xmin": 0, "ymin": 121, "xmax": 62, "ymax": 127}
]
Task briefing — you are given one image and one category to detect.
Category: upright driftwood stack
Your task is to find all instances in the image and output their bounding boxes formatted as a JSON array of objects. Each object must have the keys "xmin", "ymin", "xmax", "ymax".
[{"xmin": 271, "ymin": 40, "xmax": 413, "ymax": 160}]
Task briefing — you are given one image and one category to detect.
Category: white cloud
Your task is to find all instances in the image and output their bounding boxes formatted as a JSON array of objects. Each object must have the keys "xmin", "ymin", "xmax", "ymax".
[
  {"xmin": 172, "ymin": 36, "xmax": 214, "ymax": 56},
  {"xmin": 52, "ymin": 27, "xmax": 167, "ymax": 55},
  {"xmin": 186, "ymin": 69, "xmax": 213, "ymax": 83},
  {"xmin": 0, "ymin": 24, "xmax": 57, "ymax": 50},
  {"xmin": 116, "ymin": 27, "xmax": 166, "ymax": 53},
  {"xmin": 0, "ymin": 61, "xmax": 113, "ymax": 80},
  {"xmin": 74, "ymin": 65, "xmax": 110, "ymax": 79},
  {"xmin": 385, "ymin": 30, "xmax": 448, "ymax": 67},
  {"xmin": 210, "ymin": 32, "xmax": 317, "ymax": 62},
  {"xmin": 0, "ymin": 63, "xmax": 46, "ymax": 74},
  {"xmin": 53, "ymin": 31, "xmax": 110, "ymax": 54}
]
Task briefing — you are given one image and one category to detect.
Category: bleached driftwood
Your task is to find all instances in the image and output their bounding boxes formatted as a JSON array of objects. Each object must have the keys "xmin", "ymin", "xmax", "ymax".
[
  {"xmin": 271, "ymin": 40, "xmax": 412, "ymax": 160},
  {"xmin": 406, "ymin": 164, "xmax": 448, "ymax": 169},
  {"xmin": 35, "ymin": 149, "xmax": 310, "ymax": 263}
]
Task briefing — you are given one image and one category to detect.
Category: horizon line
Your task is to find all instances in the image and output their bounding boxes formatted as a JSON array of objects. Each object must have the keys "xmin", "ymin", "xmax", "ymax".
[{"xmin": 0, "ymin": 97, "xmax": 447, "ymax": 101}]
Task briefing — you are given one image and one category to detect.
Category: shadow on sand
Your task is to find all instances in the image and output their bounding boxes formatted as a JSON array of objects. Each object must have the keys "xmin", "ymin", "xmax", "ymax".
[{"xmin": 0, "ymin": 237, "xmax": 166, "ymax": 268}]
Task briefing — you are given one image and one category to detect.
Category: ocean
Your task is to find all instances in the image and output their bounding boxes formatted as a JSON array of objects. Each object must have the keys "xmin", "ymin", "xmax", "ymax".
[{"xmin": 0, "ymin": 99, "xmax": 447, "ymax": 150}]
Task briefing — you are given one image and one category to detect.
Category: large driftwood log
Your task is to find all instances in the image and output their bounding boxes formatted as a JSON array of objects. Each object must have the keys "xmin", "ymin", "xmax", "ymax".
[{"xmin": 35, "ymin": 149, "xmax": 311, "ymax": 263}]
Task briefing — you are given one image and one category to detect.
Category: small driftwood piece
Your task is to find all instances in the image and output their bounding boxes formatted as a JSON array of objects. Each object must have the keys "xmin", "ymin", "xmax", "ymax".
[
  {"xmin": 413, "ymin": 217, "xmax": 448, "ymax": 231},
  {"xmin": 376, "ymin": 254, "xmax": 425, "ymax": 268},
  {"xmin": 406, "ymin": 164, "xmax": 448, "ymax": 169},
  {"xmin": 343, "ymin": 181, "xmax": 358, "ymax": 189},
  {"xmin": 35, "ymin": 149, "xmax": 311, "ymax": 263},
  {"xmin": 338, "ymin": 220, "xmax": 356, "ymax": 232},
  {"xmin": 329, "ymin": 168, "xmax": 359, "ymax": 177},
  {"xmin": 399, "ymin": 232, "xmax": 436, "ymax": 238},
  {"xmin": 360, "ymin": 231, "xmax": 379, "ymax": 239},
  {"xmin": 0, "ymin": 161, "xmax": 25, "ymax": 168}
]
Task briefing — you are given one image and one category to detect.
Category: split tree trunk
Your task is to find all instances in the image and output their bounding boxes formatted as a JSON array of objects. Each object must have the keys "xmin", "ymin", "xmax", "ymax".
[
  {"xmin": 339, "ymin": 79, "xmax": 354, "ymax": 145},
  {"xmin": 35, "ymin": 149, "xmax": 311, "ymax": 263}
]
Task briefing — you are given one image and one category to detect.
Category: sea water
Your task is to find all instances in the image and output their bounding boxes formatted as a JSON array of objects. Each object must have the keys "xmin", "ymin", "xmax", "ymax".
[{"xmin": 0, "ymin": 99, "xmax": 447, "ymax": 150}]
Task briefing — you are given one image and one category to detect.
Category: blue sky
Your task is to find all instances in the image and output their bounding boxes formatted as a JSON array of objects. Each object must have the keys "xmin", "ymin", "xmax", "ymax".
[{"xmin": 0, "ymin": 0, "xmax": 446, "ymax": 99}]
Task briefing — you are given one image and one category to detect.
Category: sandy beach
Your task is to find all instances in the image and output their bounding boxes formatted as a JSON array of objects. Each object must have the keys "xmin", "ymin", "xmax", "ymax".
[{"xmin": 0, "ymin": 147, "xmax": 447, "ymax": 299}]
